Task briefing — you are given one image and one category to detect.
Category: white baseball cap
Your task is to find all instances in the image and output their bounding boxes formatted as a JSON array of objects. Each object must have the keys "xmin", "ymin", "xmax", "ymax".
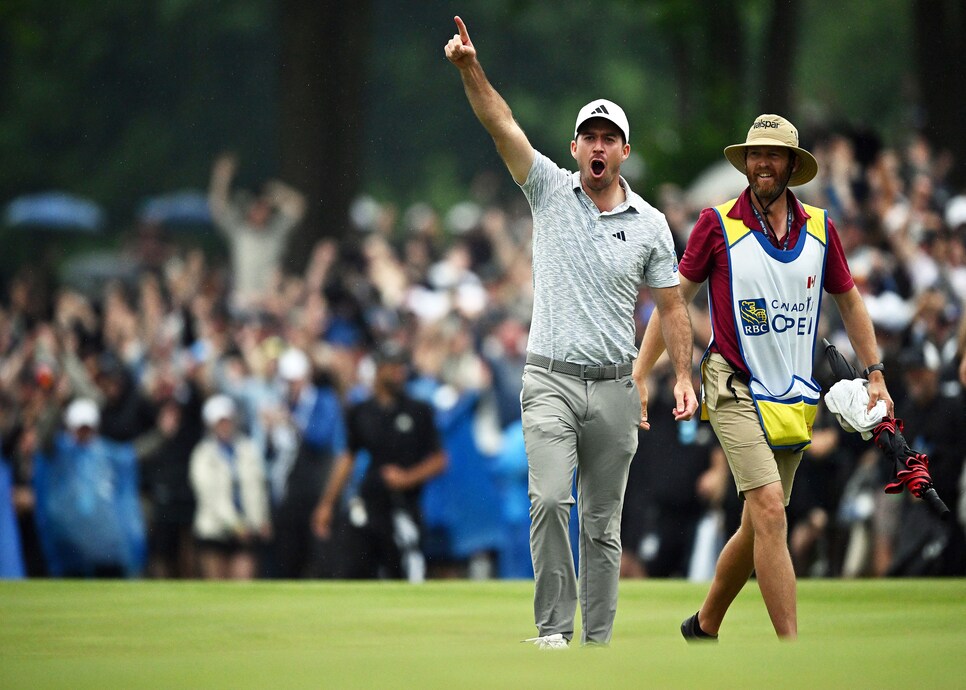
[
  {"xmin": 278, "ymin": 347, "xmax": 310, "ymax": 382},
  {"xmin": 64, "ymin": 398, "xmax": 100, "ymax": 430},
  {"xmin": 202, "ymin": 394, "xmax": 236, "ymax": 427},
  {"xmin": 574, "ymin": 99, "xmax": 630, "ymax": 143}
]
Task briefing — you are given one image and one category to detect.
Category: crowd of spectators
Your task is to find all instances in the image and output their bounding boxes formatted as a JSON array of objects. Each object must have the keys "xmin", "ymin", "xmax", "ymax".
[{"xmin": 1, "ymin": 130, "xmax": 965, "ymax": 581}]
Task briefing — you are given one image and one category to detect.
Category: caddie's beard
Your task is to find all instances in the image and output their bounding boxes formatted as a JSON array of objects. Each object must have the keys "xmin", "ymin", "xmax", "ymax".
[
  {"xmin": 749, "ymin": 158, "xmax": 794, "ymax": 208},
  {"xmin": 751, "ymin": 179, "xmax": 785, "ymax": 206}
]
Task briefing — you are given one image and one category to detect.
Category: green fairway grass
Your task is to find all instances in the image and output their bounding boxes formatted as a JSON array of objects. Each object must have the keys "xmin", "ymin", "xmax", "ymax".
[{"xmin": 2, "ymin": 579, "xmax": 964, "ymax": 689}]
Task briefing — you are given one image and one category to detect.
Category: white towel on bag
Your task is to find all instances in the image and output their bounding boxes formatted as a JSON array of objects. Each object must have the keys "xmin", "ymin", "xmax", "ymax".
[{"xmin": 824, "ymin": 379, "xmax": 888, "ymax": 440}]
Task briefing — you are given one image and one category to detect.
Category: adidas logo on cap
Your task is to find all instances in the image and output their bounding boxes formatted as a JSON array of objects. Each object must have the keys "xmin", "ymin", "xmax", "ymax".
[{"xmin": 575, "ymin": 99, "xmax": 629, "ymax": 142}]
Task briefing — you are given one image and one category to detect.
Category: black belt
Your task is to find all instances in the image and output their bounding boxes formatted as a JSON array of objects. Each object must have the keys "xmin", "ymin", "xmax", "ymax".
[{"xmin": 526, "ymin": 352, "xmax": 632, "ymax": 380}]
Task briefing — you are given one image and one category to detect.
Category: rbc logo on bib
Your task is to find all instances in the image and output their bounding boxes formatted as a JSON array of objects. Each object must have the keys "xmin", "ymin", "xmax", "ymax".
[{"xmin": 738, "ymin": 298, "xmax": 770, "ymax": 336}]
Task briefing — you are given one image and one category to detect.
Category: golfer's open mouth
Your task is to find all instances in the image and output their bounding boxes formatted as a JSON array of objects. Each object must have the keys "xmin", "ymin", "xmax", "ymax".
[{"xmin": 591, "ymin": 159, "xmax": 606, "ymax": 176}]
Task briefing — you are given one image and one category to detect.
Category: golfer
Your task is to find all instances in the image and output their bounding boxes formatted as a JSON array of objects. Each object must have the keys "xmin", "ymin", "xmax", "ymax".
[
  {"xmin": 445, "ymin": 16, "xmax": 697, "ymax": 648},
  {"xmin": 634, "ymin": 114, "xmax": 894, "ymax": 640}
]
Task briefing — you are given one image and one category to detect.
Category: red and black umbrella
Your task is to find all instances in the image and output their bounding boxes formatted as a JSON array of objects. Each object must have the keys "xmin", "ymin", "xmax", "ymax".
[{"xmin": 822, "ymin": 339, "xmax": 950, "ymax": 519}]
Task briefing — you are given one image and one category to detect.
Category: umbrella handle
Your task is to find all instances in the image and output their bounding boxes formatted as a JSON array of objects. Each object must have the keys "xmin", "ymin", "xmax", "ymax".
[{"xmin": 922, "ymin": 488, "xmax": 950, "ymax": 520}]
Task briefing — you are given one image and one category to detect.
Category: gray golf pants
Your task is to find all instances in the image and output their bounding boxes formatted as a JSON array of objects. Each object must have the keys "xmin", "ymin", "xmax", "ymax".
[{"xmin": 521, "ymin": 364, "xmax": 639, "ymax": 645}]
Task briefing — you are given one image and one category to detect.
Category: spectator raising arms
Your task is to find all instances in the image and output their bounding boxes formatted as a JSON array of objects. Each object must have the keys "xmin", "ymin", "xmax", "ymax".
[{"xmin": 208, "ymin": 152, "xmax": 306, "ymax": 310}]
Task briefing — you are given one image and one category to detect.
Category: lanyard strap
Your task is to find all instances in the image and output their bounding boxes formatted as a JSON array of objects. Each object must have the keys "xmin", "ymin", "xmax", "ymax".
[{"xmin": 751, "ymin": 203, "xmax": 793, "ymax": 251}]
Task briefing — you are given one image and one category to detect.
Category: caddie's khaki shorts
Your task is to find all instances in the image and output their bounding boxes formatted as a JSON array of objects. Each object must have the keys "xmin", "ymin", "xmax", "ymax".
[{"xmin": 703, "ymin": 353, "xmax": 802, "ymax": 505}]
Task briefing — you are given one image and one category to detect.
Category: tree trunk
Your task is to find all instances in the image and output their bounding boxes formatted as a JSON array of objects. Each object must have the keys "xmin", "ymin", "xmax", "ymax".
[
  {"xmin": 913, "ymin": 0, "xmax": 966, "ymax": 190},
  {"xmin": 706, "ymin": 0, "xmax": 746, "ymax": 133},
  {"xmin": 277, "ymin": 0, "xmax": 371, "ymax": 272},
  {"xmin": 759, "ymin": 0, "xmax": 799, "ymax": 116}
]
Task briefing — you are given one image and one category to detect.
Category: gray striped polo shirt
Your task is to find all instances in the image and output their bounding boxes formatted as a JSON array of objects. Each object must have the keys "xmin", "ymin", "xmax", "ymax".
[{"xmin": 520, "ymin": 151, "xmax": 679, "ymax": 366}]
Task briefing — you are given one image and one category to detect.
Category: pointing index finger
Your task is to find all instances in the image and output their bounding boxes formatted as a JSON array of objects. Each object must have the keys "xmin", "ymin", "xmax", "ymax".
[{"xmin": 454, "ymin": 15, "xmax": 469, "ymax": 44}]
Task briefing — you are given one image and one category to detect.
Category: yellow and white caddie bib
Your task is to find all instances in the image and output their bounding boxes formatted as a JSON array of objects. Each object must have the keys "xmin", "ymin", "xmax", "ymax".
[{"xmin": 709, "ymin": 198, "xmax": 828, "ymax": 451}]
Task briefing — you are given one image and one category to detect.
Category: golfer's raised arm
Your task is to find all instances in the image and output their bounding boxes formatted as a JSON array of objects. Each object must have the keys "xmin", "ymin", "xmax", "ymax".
[{"xmin": 444, "ymin": 16, "xmax": 534, "ymax": 184}]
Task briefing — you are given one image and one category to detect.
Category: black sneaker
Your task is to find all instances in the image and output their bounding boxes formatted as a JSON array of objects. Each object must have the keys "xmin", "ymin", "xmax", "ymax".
[{"xmin": 681, "ymin": 611, "xmax": 718, "ymax": 642}]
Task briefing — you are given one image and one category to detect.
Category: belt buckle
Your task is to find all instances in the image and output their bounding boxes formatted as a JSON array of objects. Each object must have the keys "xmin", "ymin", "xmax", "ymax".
[{"xmin": 578, "ymin": 364, "xmax": 594, "ymax": 380}]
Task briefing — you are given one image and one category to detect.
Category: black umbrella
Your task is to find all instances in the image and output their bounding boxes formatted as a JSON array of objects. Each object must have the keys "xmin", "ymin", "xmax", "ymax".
[{"xmin": 822, "ymin": 339, "xmax": 949, "ymax": 519}]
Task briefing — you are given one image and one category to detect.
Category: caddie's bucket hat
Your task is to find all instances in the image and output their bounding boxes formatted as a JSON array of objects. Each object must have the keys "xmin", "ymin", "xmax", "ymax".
[{"xmin": 724, "ymin": 114, "xmax": 818, "ymax": 186}]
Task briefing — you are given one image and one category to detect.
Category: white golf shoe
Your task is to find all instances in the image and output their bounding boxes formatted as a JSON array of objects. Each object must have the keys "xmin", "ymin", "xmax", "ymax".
[{"xmin": 522, "ymin": 633, "xmax": 569, "ymax": 650}]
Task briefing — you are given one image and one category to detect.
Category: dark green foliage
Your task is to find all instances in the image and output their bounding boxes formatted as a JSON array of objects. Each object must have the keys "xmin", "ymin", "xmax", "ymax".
[{"xmin": 0, "ymin": 0, "xmax": 945, "ymax": 243}]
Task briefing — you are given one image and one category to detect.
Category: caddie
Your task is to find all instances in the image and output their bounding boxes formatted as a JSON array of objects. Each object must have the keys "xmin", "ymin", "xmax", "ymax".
[{"xmin": 633, "ymin": 114, "xmax": 894, "ymax": 640}]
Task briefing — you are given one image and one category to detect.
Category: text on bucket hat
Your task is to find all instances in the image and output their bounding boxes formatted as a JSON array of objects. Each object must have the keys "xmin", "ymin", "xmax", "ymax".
[
  {"xmin": 64, "ymin": 398, "xmax": 100, "ymax": 430},
  {"xmin": 202, "ymin": 394, "xmax": 236, "ymax": 427},
  {"xmin": 723, "ymin": 114, "xmax": 818, "ymax": 187},
  {"xmin": 574, "ymin": 99, "xmax": 629, "ymax": 143}
]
